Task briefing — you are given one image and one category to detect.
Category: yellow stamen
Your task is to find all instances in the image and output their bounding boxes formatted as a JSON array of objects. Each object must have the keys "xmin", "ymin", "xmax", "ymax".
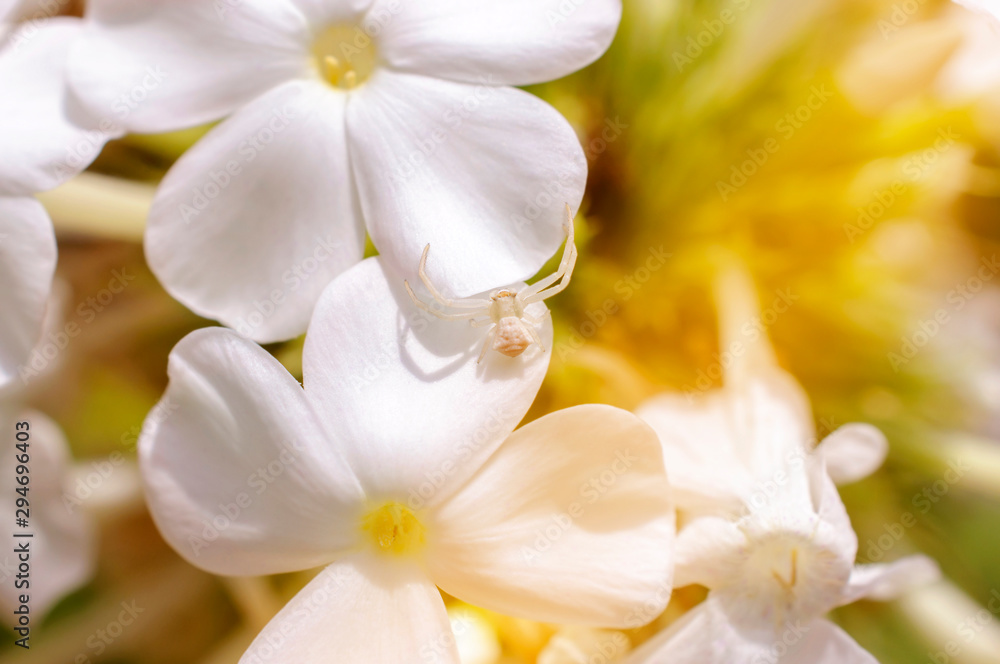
[
  {"xmin": 324, "ymin": 56, "xmax": 341, "ymax": 84},
  {"xmin": 361, "ymin": 502, "xmax": 426, "ymax": 556},
  {"xmin": 771, "ymin": 548, "xmax": 799, "ymax": 590},
  {"xmin": 312, "ymin": 24, "xmax": 377, "ymax": 89}
]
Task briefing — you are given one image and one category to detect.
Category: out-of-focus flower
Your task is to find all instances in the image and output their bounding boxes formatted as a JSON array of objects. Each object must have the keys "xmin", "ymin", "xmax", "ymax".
[
  {"xmin": 0, "ymin": 407, "xmax": 95, "ymax": 618},
  {"xmin": 626, "ymin": 267, "xmax": 938, "ymax": 663},
  {"xmin": 937, "ymin": 6, "xmax": 1000, "ymax": 103},
  {"xmin": 138, "ymin": 257, "xmax": 675, "ymax": 663},
  {"xmin": 68, "ymin": 0, "xmax": 621, "ymax": 343},
  {"xmin": 538, "ymin": 627, "xmax": 631, "ymax": 664},
  {"xmin": 635, "ymin": 268, "xmax": 890, "ymax": 519},
  {"xmin": 447, "ymin": 604, "xmax": 502, "ymax": 664},
  {"xmin": 0, "ymin": 15, "xmax": 118, "ymax": 194},
  {"xmin": 0, "ymin": 197, "xmax": 54, "ymax": 390},
  {"xmin": 954, "ymin": 0, "xmax": 1000, "ymax": 24},
  {"xmin": 0, "ymin": 8, "xmax": 119, "ymax": 389},
  {"xmin": 0, "ymin": 289, "xmax": 96, "ymax": 618}
]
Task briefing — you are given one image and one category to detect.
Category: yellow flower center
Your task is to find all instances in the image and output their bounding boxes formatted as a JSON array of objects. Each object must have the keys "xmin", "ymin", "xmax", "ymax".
[
  {"xmin": 312, "ymin": 24, "xmax": 377, "ymax": 89},
  {"xmin": 361, "ymin": 502, "xmax": 426, "ymax": 556}
]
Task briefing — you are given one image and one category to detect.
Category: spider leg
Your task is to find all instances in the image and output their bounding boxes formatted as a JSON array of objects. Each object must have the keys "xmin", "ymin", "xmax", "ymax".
[
  {"xmin": 526, "ymin": 321, "xmax": 546, "ymax": 353},
  {"xmin": 520, "ymin": 310, "xmax": 545, "ymax": 326},
  {"xmin": 405, "ymin": 281, "xmax": 484, "ymax": 320},
  {"xmin": 469, "ymin": 316, "xmax": 493, "ymax": 328},
  {"xmin": 418, "ymin": 244, "xmax": 491, "ymax": 309},
  {"xmin": 477, "ymin": 325, "xmax": 498, "ymax": 364},
  {"xmin": 521, "ymin": 204, "xmax": 578, "ymax": 304}
]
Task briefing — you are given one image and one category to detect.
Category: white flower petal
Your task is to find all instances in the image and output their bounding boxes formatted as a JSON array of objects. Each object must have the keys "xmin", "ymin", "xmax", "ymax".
[
  {"xmin": 371, "ymin": 0, "xmax": 621, "ymax": 86},
  {"xmin": 841, "ymin": 555, "xmax": 941, "ymax": 605},
  {"xmin": 145, "ymin": 80, "xmax": 363, "ymax": 343},
  {"xmin": 635, "ymin": 392, "xmax": 752, "ymax": 515},
  {"xmin": 303, "ymin": 257, "xmax": 552, "ymax": 502},
  {"xmin": 1, "ymin": 0, "xmax": 55, "ymax": 23},
  {"xmin": 0, "ymin": 196, "xmax": 55, "ymax": 390},
  {"xmin": 291, "ymin": 0, "xmax": 372, "ymax": 25},
  {"xmin": 427, "ymin": 405, "xmax": 674, "ymax": 628},
  {"xmin": 636, "ymin": 371, "xmax": 814, "ymax": 516},
  {"xmin": 813, "ymin": 424, "xmax": 888, "ymax": 485},
  {"xmin": 68, "ymin": 0, "xmax": 311, "ymax": 133},
  {"xmin": 347, "ymin": 69, "xmax": 586, "ymax": 297},
  {"xmin": 0, "ymin": 0, "xmax": 19, "ymax": 22},
  {"xmin": 733, "ymin": 371, "xmax": 815, "ymax": 485},
  {"xmin": 622, "ymin": 597, "xmax": 776, "ymax": 664},
  {"xmin": 781, "ymin": 619, "xmax": 878, "ymax": 664},
  {"xmin": 0, "ymin": 410, "xmax": 94, "ymax": 617},
  {"xmin": 139, "ymin": 328, "xmax": 364, "ymax": 576},
  {"xmin": 808, "ymin": 460, "xmax": 858, "ymax": 562},
  {"xmin": 672, "ymin": 516, "xmax": 744, "ymax": 589},
  {"xmin": 0, "ymin": 18, "xmax": 115, "ymax": 195},
  {"xmin": 955, "ymin": 0, "xmax": 1000, "ymax": 23},
  {"xmin": 239, "ymin": 555, "xmax": 459, "ymax": 664}
]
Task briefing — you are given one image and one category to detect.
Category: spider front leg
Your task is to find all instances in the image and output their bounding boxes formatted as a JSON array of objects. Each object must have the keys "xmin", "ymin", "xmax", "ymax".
[
  {"xmin": 520, "ymin": 310, "xmax": 544, "ymax": 326},
  {"xmin": 413, "ymin": 244, "xmax": 490, "ymax": 309},
  {"xmin": 521, "ymin": 204, "xmax": 578, "ymax": 304},
  {"xmin": 404, "ymin": 282, "xmax": 485, "ymax": 321}
]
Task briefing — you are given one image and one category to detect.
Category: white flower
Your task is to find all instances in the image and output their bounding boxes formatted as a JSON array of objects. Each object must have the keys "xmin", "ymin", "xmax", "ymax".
[
  {"xmin": 539, "ymin": 627, "xmax": 631, "ymax": 664},
  {"xmin": 954, "ymin": 0, "xmax": 1000, "ymax": 24},
  {"xmin": 937, "ymin": 4, "xmax": 1000, "ymax": 103},
  {"xmin": 67, "ymin": 0, "xmax": 621, "ymax": 343},
  {"xmin": 0, "ymin": 9, "xmax": 118, "ymax": 388},
  {"xmin": 138, "ymin": 256, "xmax": 675, "ymax": 663},
  {"xmin": 0, "ymin": 197, "xmax": 55, "ymax": 390},
  {"xmin": 627, "ymin": 268, "xmax": 939, "ymax": 663},
  {"xmin": 1, "ymin": 15, "xmax": 117, "ymax": 194},
  {"xmin": 623, "ymin": 463, "xmax": 939, "ymax": 663},
  {"xmin": 0, "ymin": 289, "xmax": 95, "ymax": 617},
  {"xmin": 0, "ymin": 407, "xmax": 94, "ymax": 618}
]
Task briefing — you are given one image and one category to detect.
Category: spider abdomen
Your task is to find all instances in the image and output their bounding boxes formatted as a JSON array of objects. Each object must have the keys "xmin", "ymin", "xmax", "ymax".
[{"xmin": 493, "ymin": 316, "xmax": 533, "ymax": 357}]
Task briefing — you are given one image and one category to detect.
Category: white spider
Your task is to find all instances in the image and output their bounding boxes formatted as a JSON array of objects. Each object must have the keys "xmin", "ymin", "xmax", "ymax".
[{"xmin": 405, "ymin": 204, "xmax": 578, "ymax": 364}]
